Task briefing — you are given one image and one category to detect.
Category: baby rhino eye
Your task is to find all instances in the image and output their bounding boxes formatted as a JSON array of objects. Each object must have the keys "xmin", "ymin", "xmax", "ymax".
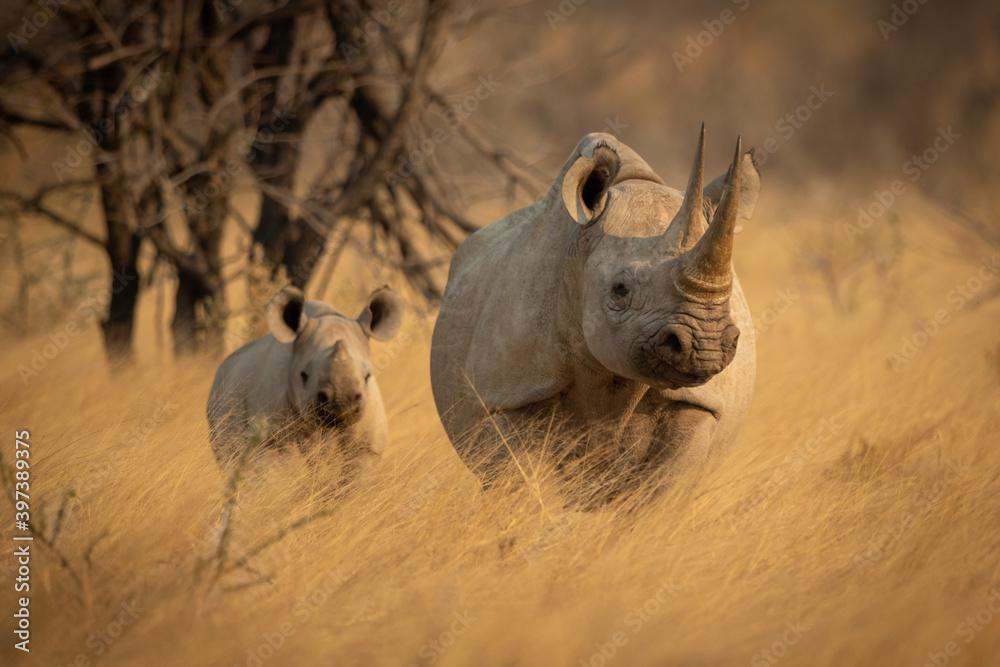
[
  {"xmin": 300, "ymin": 371, "xmax": 309, "ymax": 384},
  {"xmin": 612, "ymin": 282, "xmax": 629, "ymax": 296}
]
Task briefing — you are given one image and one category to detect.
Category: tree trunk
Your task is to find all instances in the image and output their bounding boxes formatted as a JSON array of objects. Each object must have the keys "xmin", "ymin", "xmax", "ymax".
[
  {"xmin": 97, "ymin": 162, "xmax": 142, "ymax": 362},
  {"xmin": 248, "ymin": 16, "xmax": 321, "ymax": 285},
  {"xmin": 79, "ymin": 47, "xmax": 141, "ymax": 364},
  {"xmin": 171, "ymin": 266, "xmax": 216, "ymax": 356},
  {"xmin": 171, "ymin": 172, "xmax": 227, "ymax": 356}
]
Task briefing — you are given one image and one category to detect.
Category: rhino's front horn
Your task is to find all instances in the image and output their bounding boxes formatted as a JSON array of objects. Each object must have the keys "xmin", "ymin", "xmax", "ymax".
[{"xmin": 676, "ymin": 136, "xmax": 742, "ymax": 299}]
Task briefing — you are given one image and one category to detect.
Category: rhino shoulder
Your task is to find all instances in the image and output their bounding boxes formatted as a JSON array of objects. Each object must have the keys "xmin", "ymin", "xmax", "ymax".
[{"xmin": 436, "ymin": 198, "xmax": 572, "ymax": 417}]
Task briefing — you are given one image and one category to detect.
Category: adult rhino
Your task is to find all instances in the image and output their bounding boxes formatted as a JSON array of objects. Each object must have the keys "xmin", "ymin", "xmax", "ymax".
[
  {"xmin": 208, "ymin": 285, "xmax": 404, "ymax": 481},
  {"xmin": 430, "ymin": 127, "xmax": 760, "ymax": 499}
]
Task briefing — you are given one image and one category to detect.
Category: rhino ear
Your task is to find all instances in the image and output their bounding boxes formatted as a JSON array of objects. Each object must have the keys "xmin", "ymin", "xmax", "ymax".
[
  {"xmin": 561, "ymin": 144, "xmax": 621, "ymax": 225},
  {"xmin": 267, "ymin": 286, "xmax": 307, "ymax": 344},
  {"xmin": 703, "ymin": 149, "xmax": 761, "ymax": 222},
  {"xmin": 358, "ymin": 286, "xmax": 404, "ymax": 342}
]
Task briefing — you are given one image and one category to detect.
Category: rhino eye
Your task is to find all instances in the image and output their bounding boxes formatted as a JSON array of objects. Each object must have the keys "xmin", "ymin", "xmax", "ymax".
[
  {"xmin": 300, "ymin": 371, "xmax": 309, "ymax": 384},
  {"xmin": 607, "ymin": 281, "xmax": 632, "ymax": 312},
  {"xmin": 364, "ymin": 372, "xmax": 372, "ymax": 383}
]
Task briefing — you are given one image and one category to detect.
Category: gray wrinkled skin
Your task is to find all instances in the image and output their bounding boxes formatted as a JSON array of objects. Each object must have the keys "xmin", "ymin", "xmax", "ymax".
[
  {"xmin": 430, "ymin": 131, "xmax": 761, "ymax": 500},
  {"xmin": 207, "ymin": 286, "xmax": 404, "ymax": 480}
]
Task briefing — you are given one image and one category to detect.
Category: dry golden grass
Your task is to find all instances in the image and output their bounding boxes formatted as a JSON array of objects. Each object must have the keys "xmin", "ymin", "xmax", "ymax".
[{"xmin": 1, "ymin": 187, "xmax": 999, "ymax": 667}]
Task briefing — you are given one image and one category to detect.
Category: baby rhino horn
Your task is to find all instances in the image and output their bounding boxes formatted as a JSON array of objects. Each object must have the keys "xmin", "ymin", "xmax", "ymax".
[{"xmin": 329, "ymin": 340, "xmax": 349, "ymax": 362}]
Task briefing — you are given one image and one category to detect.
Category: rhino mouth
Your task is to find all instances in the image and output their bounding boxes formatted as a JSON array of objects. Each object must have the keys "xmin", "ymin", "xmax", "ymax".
[
  {"xmin": 320, "ymin": 414, "xmax": 356, "ymax": 429},
  {"xmin": 309, "ymin": 406, "xmax": 362, "ymax": 430},
  {"xmin": 676, "ymin": 401, "xmax": 716, "ymax": 419},
  {"xmin": 659, "ymin": 369, "xmax": 717, "ymax": 388},
  {"xmin": 660, "ymin": 388, "xmax": 723, "ymax": 421},
  {"xmin": 635, "ymin": 347, "xmax": 721, "ymax": 390}
]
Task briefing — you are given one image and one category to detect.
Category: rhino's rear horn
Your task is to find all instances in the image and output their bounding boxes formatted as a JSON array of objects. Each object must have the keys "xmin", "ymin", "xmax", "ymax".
[{"xmin": 676, "ymin": 137, "xmax": 742, "ymax": 297}]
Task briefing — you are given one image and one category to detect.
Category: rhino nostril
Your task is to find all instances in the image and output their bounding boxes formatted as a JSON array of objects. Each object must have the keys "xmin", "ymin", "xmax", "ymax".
[
  {"xmin": 664, "ymin": 333, "xmax": 683, "ymax": 355},
  {"xmin": 317, "ymin": 390, "xmax": 330, "ymax": 404},
  {"xmin": 657, "ymin": 327, "xmax": 690, "ymax": 360},
  {"xmin": 351, "ymin": 392, "xmax": 362, "ymax": 406}
]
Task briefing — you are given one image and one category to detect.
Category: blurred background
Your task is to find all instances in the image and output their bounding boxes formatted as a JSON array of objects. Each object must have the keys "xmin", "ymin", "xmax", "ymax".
[{"xmin": 1, "ymin": 0, "xmax": 997, "ymax": 362}]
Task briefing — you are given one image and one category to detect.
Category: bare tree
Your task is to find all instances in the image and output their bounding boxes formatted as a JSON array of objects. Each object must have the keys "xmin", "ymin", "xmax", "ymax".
[{"xmin": 0, "ymin": 0, "xmax": 533, "ymax": 359}]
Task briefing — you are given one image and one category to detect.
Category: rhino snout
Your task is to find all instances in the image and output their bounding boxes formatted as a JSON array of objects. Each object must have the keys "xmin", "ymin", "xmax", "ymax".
[
  {"xmin": 650, "ymin": 319, "xmax": 739, "ymax": 383},
  {"xmin": 315, "ymin": 382, "xmax": 365, "ymax": 423}
]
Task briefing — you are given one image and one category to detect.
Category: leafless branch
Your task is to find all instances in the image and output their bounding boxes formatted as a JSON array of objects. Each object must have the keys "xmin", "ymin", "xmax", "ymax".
[{"xmin": 0, "ymin": 187, "xmax": 106, "ymax": 247}]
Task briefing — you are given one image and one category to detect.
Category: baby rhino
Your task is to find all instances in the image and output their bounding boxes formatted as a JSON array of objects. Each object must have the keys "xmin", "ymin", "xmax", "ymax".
[{"xmin": 207, "ymin": 285, "xmax": 404, "ymax": 481}]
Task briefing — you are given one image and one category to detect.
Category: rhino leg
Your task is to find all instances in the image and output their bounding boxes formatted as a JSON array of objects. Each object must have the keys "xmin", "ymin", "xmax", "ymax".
[
  {"xmin": 294, "ymin": 429, "xmax": 382, "ymax": 492},
  {"xmin": 633, "ymin": 404, "xmax": 718, "ymax": 493},
  {"xmin": 460, "ymin": 400, "xmax": 716, "ymax": 506},
  {"xmin": 454, "ymin": 407, "xmax": 537, "ymax": 491},
  {"xmin": 340, "ymin": 450, "xmax": 380, "ymax": 487},
  {"xmin": 457, "ymin": 402, "xmax": 584, "ymax": 497}
]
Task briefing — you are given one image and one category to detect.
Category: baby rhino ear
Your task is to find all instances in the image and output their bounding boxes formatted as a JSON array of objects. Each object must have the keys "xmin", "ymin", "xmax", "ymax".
[
  {"xmin": 358, "ymin": 286, "xmax": 405, "ymax": 342},
  {"xmin": 266, "ymin": 286, "xmax": 307, "ymax": 344}
]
